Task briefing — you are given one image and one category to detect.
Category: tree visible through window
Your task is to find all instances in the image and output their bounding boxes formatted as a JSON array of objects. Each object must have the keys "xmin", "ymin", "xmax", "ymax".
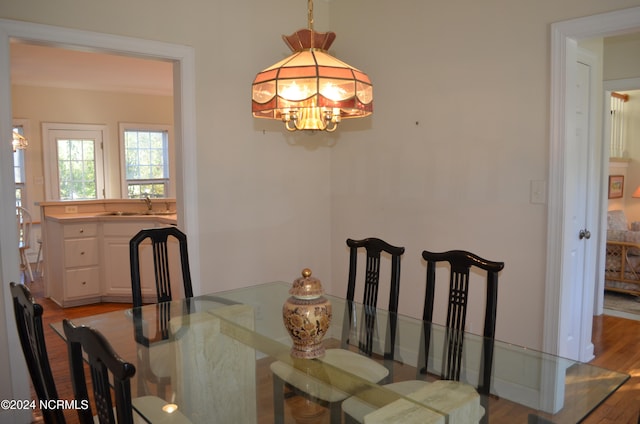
[
  {"xmin": 124, "ymin": 128, "xmax": 169, "ymax": 198},
  {"xmin": 57, "ymin": 138, "xmax": 98, "ymax": 200}
]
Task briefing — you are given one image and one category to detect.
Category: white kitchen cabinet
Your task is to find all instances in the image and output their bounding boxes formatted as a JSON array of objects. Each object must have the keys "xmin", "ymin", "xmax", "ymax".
[
  {"xmin": 101, "ymin": 221, "xmax": 158, "ymax": 303},
  {"xmin": 43, "ymin": 212, "xmax": 179, "ymax": 307},
  {"xmin": 46, "ymin": 221, "xmax": 101, "ymax": 307}
]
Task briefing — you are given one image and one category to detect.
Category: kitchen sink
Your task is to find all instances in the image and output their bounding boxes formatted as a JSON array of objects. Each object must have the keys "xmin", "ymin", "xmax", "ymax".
[
  {"xmin": 100, "ymin": 211, "xmax": 142, "ymax": 216},
  {"xmin": 100, "ymin": 210, "xmax": 176, "ymax": 216}
]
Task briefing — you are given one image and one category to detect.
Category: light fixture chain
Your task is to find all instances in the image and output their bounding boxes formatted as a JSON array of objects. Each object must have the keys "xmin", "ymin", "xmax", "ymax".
[{"xmin": 308, "ymin": 0, "xmax": 314, "ymax": 31}]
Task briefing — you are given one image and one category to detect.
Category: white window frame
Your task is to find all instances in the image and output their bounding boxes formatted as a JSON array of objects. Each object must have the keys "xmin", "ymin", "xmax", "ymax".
[
  {"xmin": 119, "ymin": 123, "xmax": 173, "ymax": 198},
  {"xmin": 12, "ymin": 119, "xmax": 29, "ymax": 208},
  {"xmin": 609, "ymin": 92, "xmax": 628, "ymax": 158},
  {"xmin": 42, "ymin": 122, "xmax": 108, "ymax": 201}
]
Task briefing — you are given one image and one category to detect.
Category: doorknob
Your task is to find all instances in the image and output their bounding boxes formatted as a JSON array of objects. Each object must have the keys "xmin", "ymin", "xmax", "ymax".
[{"xmin": 579, "ymin": 229, "xmax": 591, "ymax": 240}]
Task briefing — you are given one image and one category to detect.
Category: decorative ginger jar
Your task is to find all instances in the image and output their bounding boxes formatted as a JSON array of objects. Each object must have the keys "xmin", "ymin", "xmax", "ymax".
[{"xmin": 283, "ymin": 268, "xmax": 332, "ymax": 359}]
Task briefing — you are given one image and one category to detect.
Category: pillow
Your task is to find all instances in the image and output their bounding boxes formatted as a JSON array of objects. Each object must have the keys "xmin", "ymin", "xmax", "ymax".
[
  {"xmin": 608, "ymin": 229, "xmax": 627, "ymax": 242},
  {"xmin": 608, "ymin": 210, "xmax": 629, "ymax": 231}
]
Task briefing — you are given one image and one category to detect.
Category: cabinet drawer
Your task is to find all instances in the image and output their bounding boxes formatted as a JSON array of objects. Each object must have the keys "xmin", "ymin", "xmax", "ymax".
[
  {"xmin": 65, "ymin": 267, "xmax": 100, "ymax": 298},
  {"xmin": 63, "ymin": 223, "xmax": 98, "ymax": 238},
  {"xmin": 103, "ymin": 221, "xmax": 156, "ymax": 237},
  {"xmin": 64, "ymin": 238, "xmax": 99, "ymax": 267}
]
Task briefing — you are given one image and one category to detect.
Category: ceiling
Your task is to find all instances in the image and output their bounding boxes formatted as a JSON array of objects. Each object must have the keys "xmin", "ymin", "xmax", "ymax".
[{"xmin": 10, "ymin": 41, "xmax": 174, "ymax": 96}]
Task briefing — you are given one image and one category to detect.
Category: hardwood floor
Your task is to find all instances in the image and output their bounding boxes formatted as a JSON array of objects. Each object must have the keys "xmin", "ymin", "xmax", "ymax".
[
  {"xmin": 582, "ymin": 315, "xmax": 640, "ymax": 424},
  {"xmin": 18, "ymin": 275, "xmax": 640, "ymax": 423}
]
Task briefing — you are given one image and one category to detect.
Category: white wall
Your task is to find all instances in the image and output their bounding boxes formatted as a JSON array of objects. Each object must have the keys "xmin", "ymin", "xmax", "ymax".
[
  {"xmin": 608, "ymin": 161, "xmax": 630, "ymax": 212},
  {"xmin": 330, "ymin": 1, "xmax": 547, "ymax": 348},
  {"xmin": 604, "ymin": 34, "xmax": 640, "ymax": 80}
]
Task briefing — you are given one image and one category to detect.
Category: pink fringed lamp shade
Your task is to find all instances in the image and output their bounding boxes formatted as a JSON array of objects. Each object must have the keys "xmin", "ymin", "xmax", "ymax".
[{"xmin": 252, "ymin": 29, "xmax": 373, "ymax": 132}]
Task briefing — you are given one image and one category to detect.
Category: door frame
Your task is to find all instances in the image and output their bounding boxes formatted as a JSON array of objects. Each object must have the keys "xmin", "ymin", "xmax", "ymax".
[
  {"xmin": 0, "ymin": 19, "xmax": 200, "ymax": 415},
  {"xmin": 594, "ymin": 78, "xmax": 640, "ymax": 315},
  {"xmin": 42, "ymin": 123, "xmax": 108, "ymax": 200},
  {"xmin": 546, "ymin": 6, "xmax": 640, "ymax": 360}
]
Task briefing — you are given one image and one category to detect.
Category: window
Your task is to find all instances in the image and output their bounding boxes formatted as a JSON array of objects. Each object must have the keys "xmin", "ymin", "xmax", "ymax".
[
  {"xmin": 42, "ymin": 123, "xmax": 106, "ymax": 201},
  {"xmin": 56, "ymin": 138, "xmax": 99, "ymax": 200},
  {"xmin": 13, "ymin": 125, "xmax": 26, "ymax": 207},
  {"xmin": 121, "ymin": 124, "xmax": 170, "ymax": 198},
  {"xmin": 610, "ymin": 92, "xmax": 629, "ymax": 158}
]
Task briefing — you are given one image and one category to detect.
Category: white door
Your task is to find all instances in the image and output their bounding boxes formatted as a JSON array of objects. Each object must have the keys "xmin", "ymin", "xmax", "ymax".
[
  {"xmin": 558, "ymin": 51, "xmax": 597, "ymax": 361},
  {"xmin": 42, "ymin": 123, "xmax": 106, "ymax": 201}
]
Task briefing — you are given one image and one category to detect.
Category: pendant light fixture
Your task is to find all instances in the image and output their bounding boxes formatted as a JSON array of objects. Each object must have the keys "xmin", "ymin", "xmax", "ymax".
[{"xmin": 251, "ymin": 0, "xmax": 373, "ymax": 132}]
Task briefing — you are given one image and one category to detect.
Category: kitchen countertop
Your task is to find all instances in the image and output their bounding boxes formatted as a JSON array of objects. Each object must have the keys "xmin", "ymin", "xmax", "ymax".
[{"xmin": 45, "ymin": 211, "xmax": 177, "ymax": 225}]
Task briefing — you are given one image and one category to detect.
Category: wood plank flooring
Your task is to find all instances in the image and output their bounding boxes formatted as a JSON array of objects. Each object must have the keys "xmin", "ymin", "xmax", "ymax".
[{"xmin": 19, "ymin": 275, "xmax": 640, "ymax": 423}]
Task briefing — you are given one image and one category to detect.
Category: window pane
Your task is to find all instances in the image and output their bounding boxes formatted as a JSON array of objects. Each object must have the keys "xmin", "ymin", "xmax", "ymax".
[
  {"xmin": 124, "ymin": 128, "xmax": 169, "ymax": 199},
  {"xmin": 13, "ymin": 126, "xmax": 26, "ymax": 207},
  {"xmin": 127, "ymin": 182, "xmax": 166, "ymax": 198},
  {"xmin": 57, "ymin": 138, "xmax": 98, "ymax": 200},
  {"xmin": 139, "ymin": 149, "xmax": 151, "ymax": 166},
  {"xmin": 83, "ymin": 140, "xmax": 94, "ymax": 160},
  {"xmin": 15, "ymin": 186, "xmax": 24, "ymax": 207}
]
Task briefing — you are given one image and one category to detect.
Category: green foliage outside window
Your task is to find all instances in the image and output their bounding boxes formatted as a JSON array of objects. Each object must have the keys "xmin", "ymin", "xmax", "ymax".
[
  {"xmin": 57, "ymin": 139, "xmax": 97, "ymax": 200},
  {"xmin": 124, "ymin": 129, "xmax": 168, "ymax": 198},
  {"xmin": 128, "ymin": 183, "xmax": 166, "ymax": 198}
]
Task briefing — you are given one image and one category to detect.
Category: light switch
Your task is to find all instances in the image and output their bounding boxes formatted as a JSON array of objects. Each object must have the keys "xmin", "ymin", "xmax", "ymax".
[{"xmin": 530, "ymin": 180, "xmax": 547, "ymax": 204}]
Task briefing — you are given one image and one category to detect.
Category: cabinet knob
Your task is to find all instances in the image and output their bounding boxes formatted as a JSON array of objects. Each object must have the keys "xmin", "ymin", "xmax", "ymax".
[
  {"xmin": 79, "ymin": 228, "xmax": 84, "ymax": 233},
  {"xmin": 80, "ymin": 251, "xmax": 85, "ymax": 255},
  {"xmin": 81, "ymin": 281, "xmax": 86, "ymax": 285}
]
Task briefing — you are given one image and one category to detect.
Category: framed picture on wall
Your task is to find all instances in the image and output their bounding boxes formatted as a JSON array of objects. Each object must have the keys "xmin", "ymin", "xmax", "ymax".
[{"xmin": 608, "ymin": 175, "xmax": 624, "ymax": 199}]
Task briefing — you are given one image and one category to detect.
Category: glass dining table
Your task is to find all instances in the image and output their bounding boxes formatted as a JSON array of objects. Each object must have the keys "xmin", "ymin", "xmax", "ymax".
[{"xmin": 50, "ymin": 281, "xmax": 629, "ymax": 423}]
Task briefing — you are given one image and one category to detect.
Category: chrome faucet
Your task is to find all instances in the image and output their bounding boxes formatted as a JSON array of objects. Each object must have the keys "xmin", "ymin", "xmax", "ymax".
[{"xmin": 142, "ymin": 195, "xmax": 153, "ymax": 212}]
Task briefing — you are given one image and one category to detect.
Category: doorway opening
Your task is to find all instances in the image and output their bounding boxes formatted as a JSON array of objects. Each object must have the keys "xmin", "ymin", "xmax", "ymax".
[
  {"xmin": 0, "ymin": 18, "xmax": 200, "ymax": 408},
  {"xmin": 601, "ymin": 83, "xmax": 640, "ymax": 321},
  {"xmin": 547, "ymin": 7, "xmax": 640, "ymax": 362}
]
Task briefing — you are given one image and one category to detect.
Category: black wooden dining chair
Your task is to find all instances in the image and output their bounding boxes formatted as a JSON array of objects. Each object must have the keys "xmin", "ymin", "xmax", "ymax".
[
  {"xmin": 10, "ymin": 282, "xmax": 66, "ymax": 424},
  {"xmin": 270, "ymin": 237, "xmax": 405, "ymax": 424},
  {"xmin": 63, "ymin": 319, "xmax": 136, "ymax": 424},
  {"xmin": 129, "ymin": 226, "xmax": 194, "ymax": 398},
  {"xmin": 343, "ymin": 249, "xmax": 504, "ymax": 423},
  {"xmin": 63, "ymin": 319, "xmax": 193, "ymax": 424},
  {"xmin": 129, "ymin": 226, "xmax": 193, "ymax": 308}
]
